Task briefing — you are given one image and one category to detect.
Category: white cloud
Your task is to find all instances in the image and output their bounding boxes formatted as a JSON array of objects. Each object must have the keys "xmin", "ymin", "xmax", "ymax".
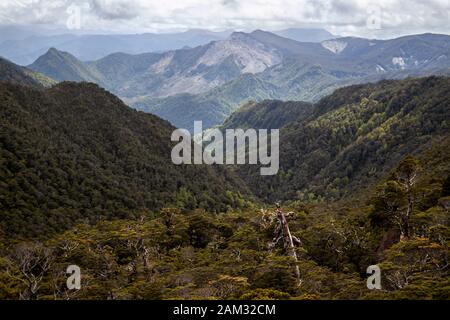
[
  {"xmin": 0, "ymin": 0, "xmax": 448, "ymax": 38},
  {"xmin": 91, "ymin": 0, "xmax": 142, "ymax": 20}
]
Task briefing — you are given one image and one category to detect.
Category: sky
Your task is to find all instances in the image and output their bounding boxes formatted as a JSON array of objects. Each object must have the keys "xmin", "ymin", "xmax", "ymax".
[{"xmin": 0, "ymin": 0, "xmax": 449, "ymax": 39}]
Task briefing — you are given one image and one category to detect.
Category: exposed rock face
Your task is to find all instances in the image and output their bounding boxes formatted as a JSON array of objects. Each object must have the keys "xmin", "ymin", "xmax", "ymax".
[
  {"xmin": 392, "ymin": 56, "xmax": 407, "ymax": 69},
  {"xmin": 321, "ymin": 40, "xmax": 348, "ymax": 54},
  {"xmin": 149, "ymin": 52, "xmax": 174, "ymax": 74},
  {"xmin": 149, "ymin": 33, "xmax": 283, "ymax": 97},
  {"xmin": 197, "ymin": 32, "xmax": 282, "ymax": 74}
]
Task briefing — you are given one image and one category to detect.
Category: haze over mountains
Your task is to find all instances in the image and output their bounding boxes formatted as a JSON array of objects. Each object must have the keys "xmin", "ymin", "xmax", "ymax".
[
  {"xmin": 0, "ymin": 27, "xmax": 336, "ymax": 65},
  {"xmin": 25, "ymin": 29, "xmax": 450, "ymax": 131}
]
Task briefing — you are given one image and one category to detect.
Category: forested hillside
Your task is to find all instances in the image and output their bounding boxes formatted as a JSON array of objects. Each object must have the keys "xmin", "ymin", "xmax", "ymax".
[
  {"xmin": 221, "ymin": 100, "xmax": 313, "ymax": 130},
  {"xmin": 0, "ymin": 57, "xmax": 55, "ymax": 88},
  {"xmin": 0, "ymin": 82, "xmax": 249, "ymax": 238},
  {"xmin": 236, "ymin": 76, "xmax": 450, "ymax": 202},
  {"xmin": 1, "ymin": 155, "xmax": 448, "ymax": 299}
]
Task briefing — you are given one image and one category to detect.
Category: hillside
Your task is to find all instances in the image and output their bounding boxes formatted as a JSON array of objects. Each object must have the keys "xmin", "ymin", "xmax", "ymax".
[
  {"xmin": 0, "ymin": 28, "xmax": 336, "ymax": 65},
  {"xmin": 235, "ymin": 76, "xmax": 450, "ymax": 202},
  {"xmin": 28, "ymin": 32, "xmax": 288, "ymax": 98},
  {"xmin": 0, "ymin": 81, "xmax": 249, "ymax": 238},
  {"xmin": 134, "ymin": 33, "xmax": 450, "ymax": 129},
  {"xmin": 221, "ymin": 99, "xmax": 313, "ymax": 130},
  {"xmin": 132, "ymin": 73, "xmax": 280, "ymax": 131},
  {"xmin": 0, "ymin": 57, "xmax": 55, "ymax": 88}
]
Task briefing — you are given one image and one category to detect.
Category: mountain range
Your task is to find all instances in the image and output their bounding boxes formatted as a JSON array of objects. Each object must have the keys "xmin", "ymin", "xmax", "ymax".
[
  {"xmin": 25, "ymin": 30, "xmax": 450, "ymax": 132},
  {"xmin": 0, "ymin": 27, "xmax": 336, "ymax": 65}
]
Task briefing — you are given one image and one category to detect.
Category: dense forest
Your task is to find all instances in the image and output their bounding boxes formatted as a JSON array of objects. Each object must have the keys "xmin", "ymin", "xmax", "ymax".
[
  {"xmin": 221, "ymin": 100, "xmax": 313, "ymax": 130},
  {"xmin": 236, "ymin": 76, "xmax": 450, "ymax": 202},
  {"xmin": 0, "ymin": 59, "xmax": 449, "ymax": 299},
  {"xmin": 0, "ymin": 165, "xmax": 448, "ymax": 299},
  {"xmin": 0, "ymin": 81, "xmax": 249, "ymax": 238},
  {"xmin": 0, "ymin": 57, "xmax": 55, "ymax": 88}
]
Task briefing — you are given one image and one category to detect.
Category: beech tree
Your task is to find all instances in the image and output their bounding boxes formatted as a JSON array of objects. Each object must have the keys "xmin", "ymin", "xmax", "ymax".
[{"xmin": 372, "ymin": 156, "xmax": 421, "ymax": 239}]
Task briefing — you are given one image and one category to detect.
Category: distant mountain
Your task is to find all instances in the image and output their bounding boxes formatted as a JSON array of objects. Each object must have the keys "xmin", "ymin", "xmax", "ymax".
[
  {"xmin": 323, "ymin": 34, "xmax": 450, "ymax": 71},
  {"xmin": 0, "ymin": 27, "xmax": 336, "ymax": 65},
  {"xmin": 131, "ymin": 73, "xmax": 279, "ymax": 131},
  {"xmin": 27, "ymin": 32, "xmax": 450, "ymax": 131},
  {"xmin": 29, "ymin": 48, "xmax": 102, "ymax": 83},
  {"xmin": 140, "ymin": 33, "xmax": 450, "ymax": 130},
  {"xmin": 273, "ymin": 28, "xmax": 336, "ymax": 42},
  {"xmin": 0, "ymin": 29, "xmax": 232, "ymax": 65},
  {"xmin": 0, "ymin": 80, "xmax": 249, "ymax": 238},
  {"xmin": 28, "ymin": 31, "xmax": 291, "ymax": 99},
  {"xmin": 0, "ymin": 25, "xmax": 39, "ymax": 44},
  {"xmin": 234, "ymin": 76, "xmax": 450, "ymax": 201}
]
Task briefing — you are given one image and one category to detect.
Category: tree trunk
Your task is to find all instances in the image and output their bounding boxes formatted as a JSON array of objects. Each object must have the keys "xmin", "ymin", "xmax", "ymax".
[
  {"xmin": 402, "ymin": 194, "xmax": 413, "ymax": 239},
  {"xmin": 275, "ymin": 208, "xmax": 301, "ymax": 286}
]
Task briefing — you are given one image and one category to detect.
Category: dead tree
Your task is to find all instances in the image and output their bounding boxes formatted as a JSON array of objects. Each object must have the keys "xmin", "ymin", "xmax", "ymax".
[
  {"xmin": 263, "ymin": 203, "xmax": 302, "ymax": 286},
  {"xmin": 7, "ymin": 242, "xmax": 54, "ymax": 300}
]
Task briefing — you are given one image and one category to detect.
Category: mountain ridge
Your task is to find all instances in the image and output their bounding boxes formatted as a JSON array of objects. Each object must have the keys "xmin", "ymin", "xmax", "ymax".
[
  {"xmin": 0, "ymin": 78, "xmax": 250, "ymax": 238},
  {"xmin": 26, "ymin": 31, "xmax": 450, "ymax": 131},
  {"xmin": 233, "ymin": 76, "xmax": 450, "ymax": 202},
  {"xmin": 0, "ymin": 56, "xmax": 56, "ymax": 88},
  {"xmin": 0, "ymin": 28, "xmax": 337, "ymax": 65}
]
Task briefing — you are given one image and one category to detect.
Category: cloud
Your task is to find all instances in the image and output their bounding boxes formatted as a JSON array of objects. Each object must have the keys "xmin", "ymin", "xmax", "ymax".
[
  {"xmin": 90, "ymin": 0, "xmax": 142, "ymax": 20},
  {"xmin": 0, "ymin": 0, "xmax": 448, "ymax": 38}
]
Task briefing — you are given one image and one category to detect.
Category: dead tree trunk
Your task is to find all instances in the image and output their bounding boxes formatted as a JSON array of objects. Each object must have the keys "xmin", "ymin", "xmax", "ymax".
[{"xmin": 266, "ymin": 203, "xmax": 302, "ymax": 286}]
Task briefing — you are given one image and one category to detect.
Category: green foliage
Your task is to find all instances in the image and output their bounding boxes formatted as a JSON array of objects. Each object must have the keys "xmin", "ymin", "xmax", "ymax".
[
  {"xmin": 378, "ymin": 238, "xmax": 449, "ymax": 298},
  {"xmin": 0, "ymin": 57, "xmax": 50, "ymax": 88},
  {"xmin": 240, "ymin": 288, "xmax": 290, "ymax": 300},
  {"xmin": 0, "ymin": 71, "xmax": 448, "ymax": 300},
  {"xmin": 221, "ymin": 100, "xmax": 313, "ymax": 131},
  {"xmin": 0, "ymin": 82, "xmax": 250, "ymax": 238},
  {"xmin": 237, "ymin": 76, "xmax": 450, "ymax": 202},
  {"xmin": 0, "ymin": 182, "xmax": 448, "ymax": 300}
]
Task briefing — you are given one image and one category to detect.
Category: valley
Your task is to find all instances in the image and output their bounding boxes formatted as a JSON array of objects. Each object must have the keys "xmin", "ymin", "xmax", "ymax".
[{"xmin": 0, "ymin": 26, "xmax": 449, "ymax": 301}]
